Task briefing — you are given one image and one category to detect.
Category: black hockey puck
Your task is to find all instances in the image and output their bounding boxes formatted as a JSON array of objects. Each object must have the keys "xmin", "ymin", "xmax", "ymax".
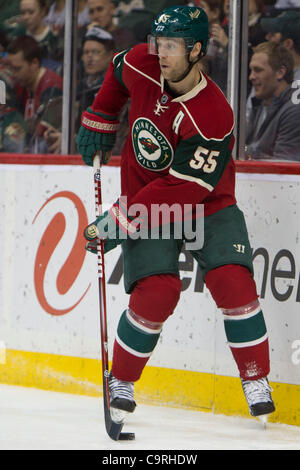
[{"xmin": 118, "ymin": 432, "xmax": 135, "ymax": 440}]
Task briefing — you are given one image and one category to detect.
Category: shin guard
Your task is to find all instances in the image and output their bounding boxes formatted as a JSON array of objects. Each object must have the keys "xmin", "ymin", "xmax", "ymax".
[
  {"xmin": 206, "ymin": 265, "xmax": 270, "ymax": 380},
  {"xmin": 222, "ymin": 299, "xmax": 270, "ymax": 380},
  {"xmin": 112, "ymin": 274, "xmax": 182, "ymax": 382},
  {"xmin": 112, "ymin": 308, "xmax": 163, "ymax": 382}
]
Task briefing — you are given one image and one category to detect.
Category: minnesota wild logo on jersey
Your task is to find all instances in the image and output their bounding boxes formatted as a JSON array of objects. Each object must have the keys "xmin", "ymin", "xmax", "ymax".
[
  {"xmin": 139, "ymin": 137, "xmax": 159, "ymax": 154},
  {"xmin": 132, "ymin": 118, "xmax": 173, "ymax": 171}
]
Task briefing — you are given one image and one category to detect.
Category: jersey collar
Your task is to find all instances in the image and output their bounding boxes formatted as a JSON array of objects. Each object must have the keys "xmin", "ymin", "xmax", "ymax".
[{"xmin": 160, "ymin": 71, "xmax": 207, "ymax": 102}]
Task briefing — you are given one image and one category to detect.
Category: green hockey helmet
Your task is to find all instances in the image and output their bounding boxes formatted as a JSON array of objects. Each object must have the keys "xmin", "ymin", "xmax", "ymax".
[{"xmin": 149, "ymin": 5, "xmax": 209, "ymax": 57}]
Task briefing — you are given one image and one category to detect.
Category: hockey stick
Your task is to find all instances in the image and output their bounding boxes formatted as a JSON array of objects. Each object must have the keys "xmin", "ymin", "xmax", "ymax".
[{"xmin": 93, "ymin": 154, "xmax": 135, "ymax": 441}]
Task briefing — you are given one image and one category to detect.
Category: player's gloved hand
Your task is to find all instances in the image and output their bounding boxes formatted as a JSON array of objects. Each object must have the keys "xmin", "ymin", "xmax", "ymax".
[
  {"xmin": 76, "ymin": 107, "xmax": 119, "ymax": 166},
  {"xmin": 84, "ymin": 210, "xmax": 120, "ymax": 254},
  {"xmin": 84, "ymin": 199, "xmax": 144, "ymax": 254}
]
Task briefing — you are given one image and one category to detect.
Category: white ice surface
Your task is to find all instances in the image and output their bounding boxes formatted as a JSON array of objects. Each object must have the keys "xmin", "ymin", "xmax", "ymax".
[{"xmin": 0, "ymin": 384, "xmax": 300, "ymax": 450}]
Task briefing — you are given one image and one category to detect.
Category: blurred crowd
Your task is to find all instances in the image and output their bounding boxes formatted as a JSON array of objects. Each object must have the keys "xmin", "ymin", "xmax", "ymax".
[{"xmin": 0, "ymin": 0, "xmax": 300, "ymax": 160}]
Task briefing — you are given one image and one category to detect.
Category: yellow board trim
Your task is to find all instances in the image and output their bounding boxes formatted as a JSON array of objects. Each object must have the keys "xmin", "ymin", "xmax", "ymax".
[{"xmin": 0, "ymin": 349, "xmax": 299, "ymax": 427}]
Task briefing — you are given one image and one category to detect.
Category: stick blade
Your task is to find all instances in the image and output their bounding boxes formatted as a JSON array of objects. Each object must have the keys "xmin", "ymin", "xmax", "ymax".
[
  {"xmin": 118, "ymin": 432, "xmax": 136, "ymax": 441},
  {"xmin": 106, "ymin": 415, "xmax": 135, "ymax": 441},
  {"xmin": 106, "ymin": 419, "xmax": 124, "ymax": 441}
]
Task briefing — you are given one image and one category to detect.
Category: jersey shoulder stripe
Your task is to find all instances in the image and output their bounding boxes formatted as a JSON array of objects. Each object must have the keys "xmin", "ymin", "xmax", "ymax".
[
  {"xmin": 112, "ymin": 49, "xmax": 129, "ymax": 88},
  {"xmin": 180, "ymin": 100, "xmax": 234, "ymax": 142},
  {"xmin": 180, "ymin": 75, "xmax": 234, "ymax": 142}
]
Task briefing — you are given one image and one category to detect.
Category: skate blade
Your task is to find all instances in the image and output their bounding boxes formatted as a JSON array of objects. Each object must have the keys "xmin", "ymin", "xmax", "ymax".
[
  {"xmin": 110, "ymin": 407, "xmax": 128, "ymax": 424},
  {"xmin": 258, "ymin": 414, "xmax": 268, "ymax": 430}
]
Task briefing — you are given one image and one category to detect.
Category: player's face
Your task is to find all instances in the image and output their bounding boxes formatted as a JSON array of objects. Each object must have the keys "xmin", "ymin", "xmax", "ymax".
[
  {"xmin": 87, "ymin": 0, "xmax": 115, "ymax": 30},
  {"xmin": 249, "ymin": 52, "xmax": 279, "ymax": 104},
  {"xmin": 20, "ymin": 0, "xmax": 45, "ymax": 34},
  {"xmin": 82, "ymin": 40, "xmax": 112, "ymax": 76},
  {"xmin": 6, "ymin": 51, "xmax": 37, "ymax": 88},
  {"xmin": 157, "ymin": 37, "xmax": 190, "ymax": 82}
]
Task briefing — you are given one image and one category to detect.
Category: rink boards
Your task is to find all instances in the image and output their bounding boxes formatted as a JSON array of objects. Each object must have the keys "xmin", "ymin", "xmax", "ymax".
[{"xmin": 0, "ymin": 160, "xmax": 299, "ymax": 426}]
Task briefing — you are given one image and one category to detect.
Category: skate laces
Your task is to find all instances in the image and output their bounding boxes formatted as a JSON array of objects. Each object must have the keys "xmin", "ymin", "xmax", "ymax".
[
  {"xmin": 109, "ymin": 374, "xmax": 134, "ymax": 402},
  {"xmin": 242, "ymin": 378, "xmax": 273, "ymax": 405}
]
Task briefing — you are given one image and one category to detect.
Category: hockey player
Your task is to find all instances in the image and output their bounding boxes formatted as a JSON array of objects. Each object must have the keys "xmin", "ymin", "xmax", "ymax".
[{"xmin": 77, "ymin": 5, "xmax": 275, "ymax": 421}]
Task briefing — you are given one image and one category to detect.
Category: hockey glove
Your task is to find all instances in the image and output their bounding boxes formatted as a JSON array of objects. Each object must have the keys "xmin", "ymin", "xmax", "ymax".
[
  {"xmin": 84, "ymin": 199, "xmax": 144, "ymax": 254},
  {"xmin": 76, "ymin": 107, "xmax": 119, "ymax": 166},
  {"xmin": 84, "ymin": 211, "xmax": 120, "ymax": 254}
]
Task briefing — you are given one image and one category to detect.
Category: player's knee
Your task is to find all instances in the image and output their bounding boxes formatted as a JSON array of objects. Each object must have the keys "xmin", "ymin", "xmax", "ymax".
[
  {"xmin": 129, "ymin": 274, "xmax": 182, "ymax": 323},
  {"xmin": 205, "ymin": 264, "xmax": 258, "ymax": 309}
]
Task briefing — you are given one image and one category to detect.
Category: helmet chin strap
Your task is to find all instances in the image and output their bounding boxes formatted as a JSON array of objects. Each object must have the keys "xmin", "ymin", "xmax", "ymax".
[{"xmin": 169, "ymin": 53, "xmax": 199, "ymax": 84}]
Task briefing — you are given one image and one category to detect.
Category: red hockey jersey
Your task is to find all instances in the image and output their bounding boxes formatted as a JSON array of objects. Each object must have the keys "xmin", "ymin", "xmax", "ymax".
[
  {"xmin": 92, "ymin": 43, "xmax": 236, "ymax": 217},
  {"xmin": 14, "ymin": 68, "xmax": 63, "ymax": 119}
]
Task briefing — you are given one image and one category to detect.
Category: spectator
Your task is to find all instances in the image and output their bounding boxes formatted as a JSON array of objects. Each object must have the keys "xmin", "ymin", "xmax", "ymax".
[
  {"xmin": 260, "ymin": 10, "xmax": 300, "ymax": 79},
  {"xmin": 259, "ymin": 7, "xmax": 283, "ymax": 43},
  {"xmin": 0, "ymin": 1, "xmax": 20, "ymax": 26},
  {"xmin": 77, "ymin": 25, "xmax": 115, "ymax": 116},
  {"xmin": 210, "ymin": 1, "xmax": 266, "ymax": 54},
  {"xmin": 195, "ymin": 1, "xmax": 222, "ymax": 75},
  {"xmin": 246, "ymin": 4, "xmax": 286, "ymax": 122},
  {"xmin": 45, "ymin": 0, "xmax": 90, "ymax": 31},
  {"xmin": 197, "ymin": 2, "xmax": 222, "ymax": 57},
  {"xmin": 203, "ymin": 0, "xmax": 229, "ymax": 93},
  {"xmin": 198, "ymin": 0, "xmax": 222, "ymax": 26},
  {"xmin": 274, "ymin": 0, "xmax": 300, "ymax": 8},
  {"xmin": 207, "ymin": 0, "xmax": 268, "ymax": 95},
  {"xmin": 6, "ymin": 35, "xmax": 63, "ymax": 152},
  {"xmin": 87, "ymin": 0, "xmax": 138, "ymax": 50},
  {"xmin": 211, "ymin": 0, "xmax": 229, "ymax": 46},
  {"xmin": 47, "ymin": 1, "xmax": 92, "ymax": 74},
  {"xmin": 44, "ymin": 24, "xmax": 129, "ymax": 154},
  {"xmin": 245, "ymin": 41, "xmax": 300, "ymax": 161},
  {"xmin": 263, "ymin": 30, "xmax": 282, "ymax": 45},
  {"xmin": 220, "ymin": 0, "xmax": 230, "ymax": 26},
  {"xmin": 44, "ymin": 0, "xmax": 66, "ymax": 31},
  {"xmin": 0, "ymin": 31, "xmax": 9, "ymax": 58},
  {"xmin": 248, "ymin": 0, "xmax": 267, "ymax": 48},
  {"xmin": 0, "ymin": 69, "xmax": 28, "ymax": 153},
  {"xmin": 88, "ymin": 0, "xmax": 115, "ymax": 32},
  {"xmin": 78, "ymin": 0, "xmax": 91, "ymax": 27},
  {"xmin": 113, "ymin": 0, "xmax": 143, "ymax": 17},
  {"xmin": 6, "ymin": 0, "xmax": 60, "ymax": 70}
]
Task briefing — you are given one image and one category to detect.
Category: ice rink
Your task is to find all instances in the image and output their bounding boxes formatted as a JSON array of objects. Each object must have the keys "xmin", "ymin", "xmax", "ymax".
[{"xmin": 0, "ymin": 384, "xmax": 300, "ymax": 451}]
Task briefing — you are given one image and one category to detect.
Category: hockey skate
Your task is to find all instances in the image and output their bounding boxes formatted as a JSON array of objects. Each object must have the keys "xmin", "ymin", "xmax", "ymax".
[
  {"xmin": 241, "ymin": 377, "xmax": 275, "ymax": 425},
  {"xmin": 109, "ymin": 373, "xmax": 136, "ymax": 424}
]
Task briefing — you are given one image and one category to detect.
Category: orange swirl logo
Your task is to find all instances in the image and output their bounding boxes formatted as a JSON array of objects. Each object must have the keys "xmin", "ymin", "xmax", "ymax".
[{"xmin": 32, "ymin": 191, "xmax": 91, "ymax": 315}]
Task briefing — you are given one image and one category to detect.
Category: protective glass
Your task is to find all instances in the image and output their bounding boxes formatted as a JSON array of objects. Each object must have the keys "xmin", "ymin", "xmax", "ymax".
[{"xmin": 148, "ymin": 35, "xmax": 193, "ymax": 56}]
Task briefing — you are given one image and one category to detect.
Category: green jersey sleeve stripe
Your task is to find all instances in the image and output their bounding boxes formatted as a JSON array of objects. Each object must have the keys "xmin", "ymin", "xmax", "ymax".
[
  {"xmin": 171, "ymin": 133, "xmax": 233, "ymax": 190},
  {"xmin": 169, "ymin": 168, "xmax": 214, "ymax": 191}
]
